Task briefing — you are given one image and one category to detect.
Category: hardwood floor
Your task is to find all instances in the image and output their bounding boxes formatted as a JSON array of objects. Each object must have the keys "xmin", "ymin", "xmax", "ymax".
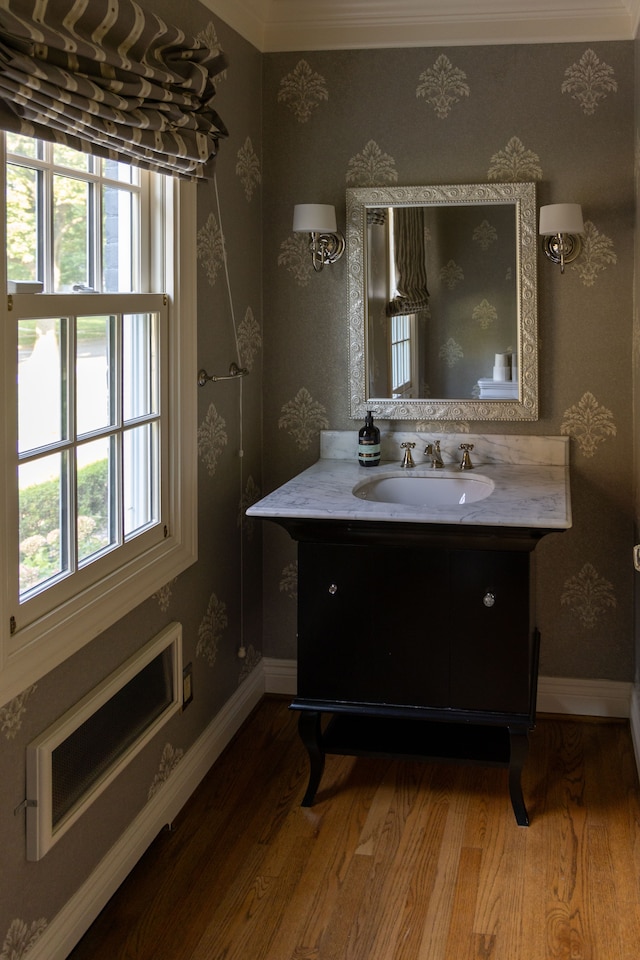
[{"xmin": 68, "ymin": 698, "xmax": 640, "ymax": 960}]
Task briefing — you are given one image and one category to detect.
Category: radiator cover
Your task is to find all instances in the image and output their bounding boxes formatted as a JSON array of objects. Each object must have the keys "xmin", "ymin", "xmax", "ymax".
[{"xmin": 26, "ymin": 622, "xmax": 182, "ymax": 860}]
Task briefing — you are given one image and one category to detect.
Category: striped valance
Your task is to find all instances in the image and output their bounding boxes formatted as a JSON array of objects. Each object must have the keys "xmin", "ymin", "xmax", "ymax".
[{"xmin": 0, "ymin": 0, "xmax": 228, "ymax": 178}]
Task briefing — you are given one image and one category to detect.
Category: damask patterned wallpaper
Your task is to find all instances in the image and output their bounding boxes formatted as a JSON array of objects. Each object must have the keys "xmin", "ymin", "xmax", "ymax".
[
  {"xmin": 0, "ymin": 18, "xmax": 636, "ymax": 958},
  {"xmin": 261, "ymin": 42, "xmax": 635, "ymax": 684}
]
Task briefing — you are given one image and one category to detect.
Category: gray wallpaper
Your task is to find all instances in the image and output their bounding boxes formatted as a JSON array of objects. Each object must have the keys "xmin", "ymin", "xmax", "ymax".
[
  {"xmin": 261, "ymin": 42, "xmax": 635, "ymax": 686},
  {"xmin": 0, "ymin": 15, "xmax": 637, "ymax": 958},
  {"xmin": 0, "ymin": 2, "xmax": 264, "ymax": 953}
]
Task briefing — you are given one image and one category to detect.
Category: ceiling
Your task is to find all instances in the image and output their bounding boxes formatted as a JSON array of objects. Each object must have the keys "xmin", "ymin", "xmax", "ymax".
[{"xmin": 201, "ymin": 0, "xmax": 640, "ymax": 52}]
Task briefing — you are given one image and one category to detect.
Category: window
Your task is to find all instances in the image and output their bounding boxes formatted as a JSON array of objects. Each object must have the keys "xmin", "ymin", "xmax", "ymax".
[
  {"xmin": 389, "ymin": 313, "xmax": 415, "ymax": 399},
  {"xmin": 0, "ymin": 135, "xmax": 197, "ymax": 705},
  {"xmin": 6, "ymin": 137, "xmax": 143, "ymax": 295}
]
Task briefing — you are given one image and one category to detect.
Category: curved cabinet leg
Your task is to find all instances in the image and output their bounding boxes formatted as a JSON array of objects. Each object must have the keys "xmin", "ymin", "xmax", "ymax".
[
  {"xmin": 508, "ymin": 727, "xmax": 530, "ymax": 826},
  {"xmin": 297, "ymin": 711, "xmax": 325, "ymax": 807}
]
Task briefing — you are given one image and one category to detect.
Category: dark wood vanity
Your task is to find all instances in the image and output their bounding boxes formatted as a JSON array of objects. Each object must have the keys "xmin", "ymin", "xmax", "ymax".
[
  {"xmin": 275, "ymin": 516, "xmax": 557, "ymax": 826},
  {"xmin": 247, "ymin": 437, "xmax": 571, "ymax": 826}
]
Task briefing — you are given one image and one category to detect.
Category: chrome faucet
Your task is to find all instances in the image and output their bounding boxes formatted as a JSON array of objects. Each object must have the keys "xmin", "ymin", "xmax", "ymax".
[
  {"xmin": 400, "ymin": 442, "xmax": 416, "ymax": 468},
  {"xmin": 425, "ymin": 440, "xmax": 444, "ymax": 468},
  {"xmin": 459, "ymin": 443, "xmax": 474, "ymax": 470}
]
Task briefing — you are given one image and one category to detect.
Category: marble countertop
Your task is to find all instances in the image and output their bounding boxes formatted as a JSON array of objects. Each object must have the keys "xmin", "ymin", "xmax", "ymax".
[{"xmin": 247, "ymin": 456, "xmax": 572, "ymax": 529}]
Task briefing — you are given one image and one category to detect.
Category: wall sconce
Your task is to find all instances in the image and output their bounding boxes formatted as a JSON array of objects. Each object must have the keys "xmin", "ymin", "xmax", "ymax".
[
  {"xmin": 293, "ymin": 203, "xmax": 345, "ymax": 272},
  {"xmin": 539, "ymin": 203, "xmax": 584, "ymax": 273}
]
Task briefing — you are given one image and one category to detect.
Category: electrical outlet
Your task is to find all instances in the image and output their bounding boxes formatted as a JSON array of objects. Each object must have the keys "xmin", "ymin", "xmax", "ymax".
[{"xmin": 182, "ymin": 662, "xmax": 193, "ymax": 709}]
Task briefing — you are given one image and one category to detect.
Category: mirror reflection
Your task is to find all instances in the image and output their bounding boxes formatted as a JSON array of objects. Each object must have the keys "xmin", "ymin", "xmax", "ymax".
[{"xmin": 347, "ymin": 183, "xmax": 538, "ymax": 422}]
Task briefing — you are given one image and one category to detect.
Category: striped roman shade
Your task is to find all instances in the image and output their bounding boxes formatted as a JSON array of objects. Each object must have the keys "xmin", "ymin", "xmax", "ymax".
[
  {"xmin": 0, "ymin": 0, "xmax": 228, "ymax": 178},
  {"xmin": 387, "ymin": 206, "xmax": 430, "ymax": 316}
]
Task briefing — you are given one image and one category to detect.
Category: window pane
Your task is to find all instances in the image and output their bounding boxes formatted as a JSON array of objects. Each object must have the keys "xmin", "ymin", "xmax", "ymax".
[
  {"xmin": 77, "ymin": 315, "xmax": 114, "ymax": 435},
  {"xmin": 103, "ymin": 159, "xmax": 137, "ymax": 185},
  {"xmin": 6, "ymin": 163, "xmax": 38, "ymax": 282},
  {"xmin": 124, "ymin": 423, "xmax": 159, "ymax": 538},
  {"xmin": 77, "ymin": 437, "xmax": 116, "ymax": 563},
  {"xmin": 6, "ymin": 133, "xmax": 39, "ymax": 159},
  {"xmin": 123, "ymin": 313, "xmax": 158, "ymax": 420},
  {"xmin": 391, "ymin": 314, "xmax": 412, "ymax": 397},
  {"xmin": 103, "ymin": 185, "xmax": 134, "ymax": 292},
  {"xmin": 19, "ymin": 453, "xmax": 69, "ymax": 596},
  {"xmin": 54, "ymin": 174, "xmax": 89, "ymax": 292},
  {"xmin": 53, "ymin": 144, "xmax": 90, "ymax": 172},
  {"xmin": 18, "ymin": 317, "xmax": 67, "ymax": 453}
]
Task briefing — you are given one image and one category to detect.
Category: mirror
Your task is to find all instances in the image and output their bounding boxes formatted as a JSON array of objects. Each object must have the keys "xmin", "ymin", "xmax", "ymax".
[{"xmin": 346, "ymin": 183, "xmax": 538, "ymax": 421}]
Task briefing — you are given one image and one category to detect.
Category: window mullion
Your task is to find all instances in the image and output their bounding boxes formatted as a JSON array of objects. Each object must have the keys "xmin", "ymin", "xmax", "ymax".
[
  {"xmin": 42, "ymin": 147, "xmax": 54, "ymax": 293},
  {"xmin": 90, "ymin": 178, "xmax": 100, "ymax": 292},
  {"xmin": 66, "ymin": 314, "xmax": 78, "ymax": 577},
  {"xmin": 114, "ymin": 311, "xmax": 124, "ymax": 547}
]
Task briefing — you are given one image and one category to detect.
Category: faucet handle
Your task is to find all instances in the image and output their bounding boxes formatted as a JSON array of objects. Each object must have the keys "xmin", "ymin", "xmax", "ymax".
[
  {"xmin": 400, "ymin": 441, "xmax": 416, "ymax": 468},
  {"xmin": 459, "ymin": 443, "xmax": 474, "ymax": 470}
]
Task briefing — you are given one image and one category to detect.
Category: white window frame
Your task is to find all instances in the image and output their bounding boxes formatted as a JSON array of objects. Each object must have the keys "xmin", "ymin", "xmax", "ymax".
[
  {"xmin": 389, "ymin": 313, "xmax": 417, "ymax": 399},
  {"xmin": 0, "ymin": 144, "xmax": 198, "ymax": 706}
]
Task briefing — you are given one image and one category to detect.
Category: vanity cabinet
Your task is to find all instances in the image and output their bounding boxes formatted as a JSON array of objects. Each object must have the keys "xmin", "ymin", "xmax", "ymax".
[
  {"xmin": 246, "ymin": 439, "xmax": 571, "ymax": 826},
  {"xmin": 285, "ymin": 519, "xmax": 548, "ymax": 826}
]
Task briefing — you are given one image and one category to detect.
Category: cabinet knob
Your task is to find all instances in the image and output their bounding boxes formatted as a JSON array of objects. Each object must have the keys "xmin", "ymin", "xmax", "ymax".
[
  {"xmin": 483, "ymin": 592, "xmax": 496, "ymax": 607},
  {"xmin": 328, "ymin": 583, "xmax": 338, "ymax": 595}
]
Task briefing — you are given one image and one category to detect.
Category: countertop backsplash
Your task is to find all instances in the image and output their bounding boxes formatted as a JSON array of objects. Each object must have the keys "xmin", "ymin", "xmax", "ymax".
[{"xmin": 321, "ymin": 430, "xmax": 569, "ymax": 467}]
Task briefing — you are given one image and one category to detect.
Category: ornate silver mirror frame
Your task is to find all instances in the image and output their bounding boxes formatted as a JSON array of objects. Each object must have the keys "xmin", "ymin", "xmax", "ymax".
[{"xmin": 347, "ymin": 182, "xmax": 538, "ymax": 421}]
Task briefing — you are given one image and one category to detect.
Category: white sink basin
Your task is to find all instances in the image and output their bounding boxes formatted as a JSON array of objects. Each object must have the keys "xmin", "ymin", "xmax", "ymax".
[{"xmin": 352, "ymin": 472, "xmax": 495, "ymax": 507}]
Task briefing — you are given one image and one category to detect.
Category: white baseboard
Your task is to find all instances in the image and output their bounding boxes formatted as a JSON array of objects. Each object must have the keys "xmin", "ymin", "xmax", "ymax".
[
  {"xmin": 29, "ymin": 666, "xmax": 265, "ymax": 960},
  {"xmin": 28, "ymin": 659, "xmax": 639, "ymax": 959},
  {"xmin": 263, "ymin": 656, "xmax": 297, "ymax": 695},
  {"xmin": 266, "ymin": 659, "xmax": 634, "ymax": 721},
  {"xmin": 536, "ymin": 676, "xmax": 632, "ymax": 718}
]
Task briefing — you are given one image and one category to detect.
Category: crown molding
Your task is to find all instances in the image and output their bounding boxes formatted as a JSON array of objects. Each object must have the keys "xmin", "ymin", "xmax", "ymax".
[
  {"xmin": 200, "ymin": 0, "xmax": 637, "ymax": 50},
  {"xmin": 629, "ymin": 0, "xmax": 640, "ymax": 36},
  {"xmin": 198, "ymin": 0, "xmax": 267, "ymax": 49}
]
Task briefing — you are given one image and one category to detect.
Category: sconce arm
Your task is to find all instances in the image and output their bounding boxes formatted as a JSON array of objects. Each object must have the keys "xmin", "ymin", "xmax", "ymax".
[
  {"xmin": 541, "ymin": 232, "xmax": 582, "ymax": 274},
  {"xmin": 309, "ymin": 230, "xmax": 346, "ymax": 272}
]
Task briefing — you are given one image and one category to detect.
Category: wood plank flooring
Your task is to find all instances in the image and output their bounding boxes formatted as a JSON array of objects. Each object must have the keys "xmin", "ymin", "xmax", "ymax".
[{"xmin": 68, "ymin": 698, "xmax": 640, "ymax": 960}]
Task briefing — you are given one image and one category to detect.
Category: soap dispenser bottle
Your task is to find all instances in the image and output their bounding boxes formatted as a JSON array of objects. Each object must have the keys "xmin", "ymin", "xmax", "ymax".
[{"xmin": 358, "ymin": 410, "xmax": 380, "ymax": 467}]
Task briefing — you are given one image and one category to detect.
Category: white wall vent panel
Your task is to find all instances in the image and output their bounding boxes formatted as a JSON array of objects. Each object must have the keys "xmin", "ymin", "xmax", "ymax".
[{"xmin": 26, "ymin": 622, "xmax": 182, "ymax": 861}]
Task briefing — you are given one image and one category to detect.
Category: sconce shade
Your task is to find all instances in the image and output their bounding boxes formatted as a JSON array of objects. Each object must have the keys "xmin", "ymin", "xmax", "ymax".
[
  {"xmin": 539, "ymin": 203, "xmax": 584, "ymax": 236},
  {"xmin": 293, "ymin": 203, "xmax": 337, "ymax": 233}
]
